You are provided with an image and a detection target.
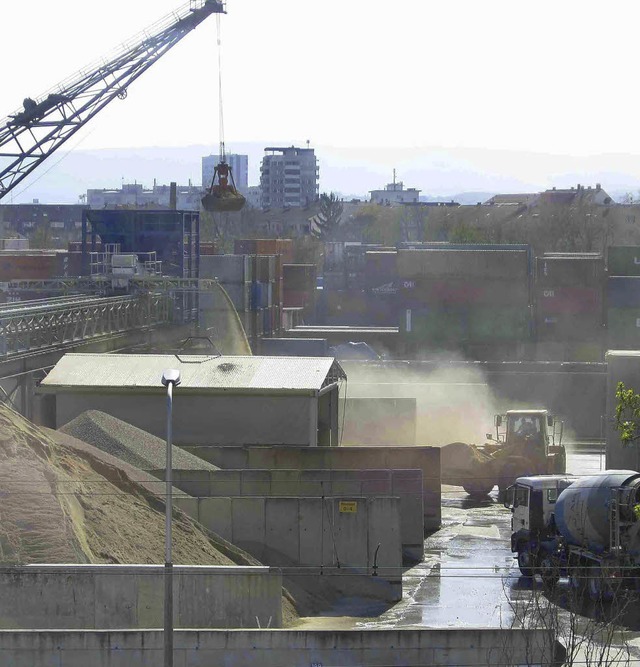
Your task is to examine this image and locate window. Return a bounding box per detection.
[515,487,529,507]
[546,488,558,503]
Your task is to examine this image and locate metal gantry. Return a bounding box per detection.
[0,293,171,358]
[0,0,225,201]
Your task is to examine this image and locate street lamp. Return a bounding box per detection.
[161,368,181,667]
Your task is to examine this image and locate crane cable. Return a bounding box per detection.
[216,13,225,162]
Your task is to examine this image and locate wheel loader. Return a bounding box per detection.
[441,410,566,498]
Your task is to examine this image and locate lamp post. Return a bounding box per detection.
[161,369,181,667]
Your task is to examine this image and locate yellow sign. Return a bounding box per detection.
[339,501,358,513]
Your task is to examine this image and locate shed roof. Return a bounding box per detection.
[40,354,346,395]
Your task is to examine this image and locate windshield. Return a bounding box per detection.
[508,414,542,438]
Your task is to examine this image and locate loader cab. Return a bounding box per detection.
[505,475,575,535]
[495,410,563,454]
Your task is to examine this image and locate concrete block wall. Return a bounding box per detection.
[0,628,560,666]
[175,496,403,594]
[161,468,424,560]
[181,445,441,529]
[0,565,282,630]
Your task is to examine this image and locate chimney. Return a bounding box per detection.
[169,182,177,210]
[596,183,601,191]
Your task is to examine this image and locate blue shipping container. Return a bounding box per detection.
[607,277,640,309]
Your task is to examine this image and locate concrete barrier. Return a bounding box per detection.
[181,445,441,530]
[157,468,424,561]
[175,496,403,601]
[0,628,560,666]
[0,565,282,630]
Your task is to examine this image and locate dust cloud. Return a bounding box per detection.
[342,358,507,446]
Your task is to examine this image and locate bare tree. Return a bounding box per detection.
[501,569,631,666]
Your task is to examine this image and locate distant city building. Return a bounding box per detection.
[484,184,612,208]
[202,154,249,191]
[370,175,420,205]
[0,204,85,234]
[87,182,202,211]
[260,146,319,209]
[245,185,262,208]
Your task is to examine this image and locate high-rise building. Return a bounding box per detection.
[260,146,319,209]
[202,154,249,192]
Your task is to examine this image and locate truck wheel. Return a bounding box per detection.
[463,481,494,497]
[539,556,559,588]
[517,549,536,577]
[587,568,616,602]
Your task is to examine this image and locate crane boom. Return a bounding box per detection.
[0,0,225,201]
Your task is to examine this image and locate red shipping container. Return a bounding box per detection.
[537,287,602,315]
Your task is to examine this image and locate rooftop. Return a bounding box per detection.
[40,354,346,395]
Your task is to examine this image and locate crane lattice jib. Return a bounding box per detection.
[0,0,225,201]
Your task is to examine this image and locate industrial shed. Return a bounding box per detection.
[39,354,345,447]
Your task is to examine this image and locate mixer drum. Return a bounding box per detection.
[555,470,640,553]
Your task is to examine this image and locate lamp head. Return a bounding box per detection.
[161,368,181,387]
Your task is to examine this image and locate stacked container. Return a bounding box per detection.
[234,238,294,263]
[398,248,531,347]
[283,264,316,321]
[365,251,399,326]
[607,247,640,348]
[535,254,604,348]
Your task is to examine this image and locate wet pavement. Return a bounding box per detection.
[358,444,607,629]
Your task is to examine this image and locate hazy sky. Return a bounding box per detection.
[3,0,640,197]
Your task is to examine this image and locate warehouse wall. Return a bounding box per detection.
[175,496,403,600]
[54,392,322,446]
[182,445,441,530]
[0,628,560,666]
[0,565,282,630]
[163,468,423,561]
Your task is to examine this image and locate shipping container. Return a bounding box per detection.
[536,286,603,315]
[283,264,316,291]
[607,246,640,276]
[536,255,604,287]
[607,277,640,309]
[199,241,217,256]
[607,308,640,345]
[403,306,467,344]
[397,249,529,281]
[199,254,252,283]
[324,270,347,291]
[467,307,530,342]
[254,255,277,283]
[536,312,603,342]
[234,239,294,263]
[0,239,29,251]
[251,282,272,309]
[0,251,61,281]
[365,251,397,291]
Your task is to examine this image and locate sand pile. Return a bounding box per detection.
[60,410,217,471]
[0,403,240,566]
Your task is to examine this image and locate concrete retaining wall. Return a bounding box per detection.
[0,628,559,666]
[175,496,403,600]
[0,565,282,630]
[156,468,424,561]
[182,445,441,530]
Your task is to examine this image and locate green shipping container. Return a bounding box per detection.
[607,308,640,345]
[406,309,467,344]
[607,247,640,276]
[468,307,530,342]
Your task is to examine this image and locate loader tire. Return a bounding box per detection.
[463,480,494,497]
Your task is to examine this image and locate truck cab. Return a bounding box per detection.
[505,475,575,576]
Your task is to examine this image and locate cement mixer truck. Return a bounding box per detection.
[506,471,640,601]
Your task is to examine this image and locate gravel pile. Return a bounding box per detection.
[59,410,217,471]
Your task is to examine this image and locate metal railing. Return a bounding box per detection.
[0,293,171,358]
